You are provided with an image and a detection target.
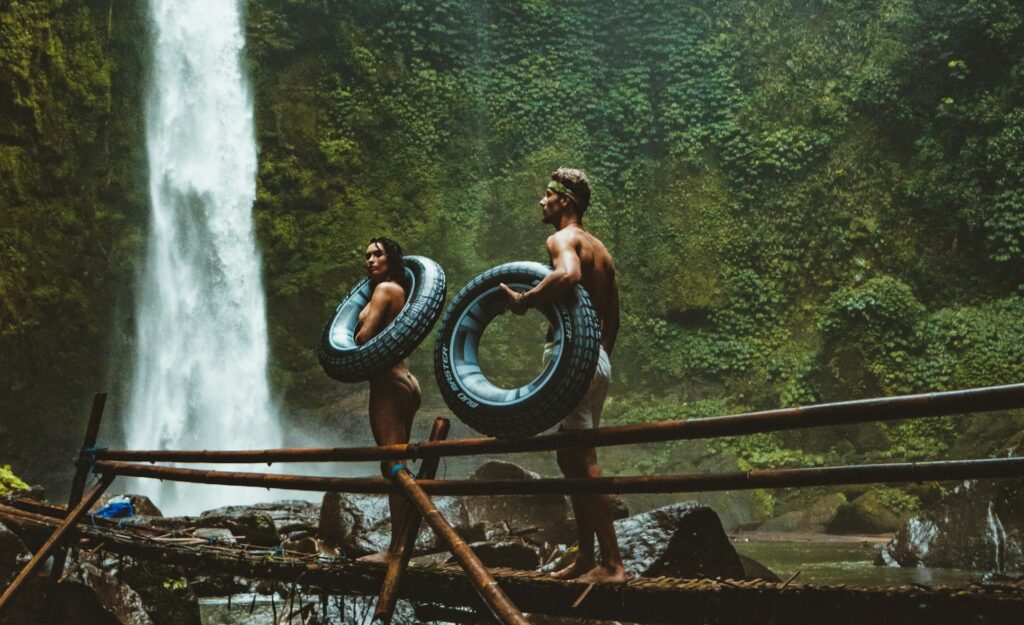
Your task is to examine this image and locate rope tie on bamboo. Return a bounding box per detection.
[389,464,409,479]
[77,446,107,475]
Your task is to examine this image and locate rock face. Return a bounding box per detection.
[614,502,746,579]
[461,460,575,545]
[878,480,1024,572]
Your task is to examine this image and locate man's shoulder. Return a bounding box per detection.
[547,227,587,248]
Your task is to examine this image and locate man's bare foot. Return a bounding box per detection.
[549,559,595,580]
[356,551,394,564]
[575,564,629,584]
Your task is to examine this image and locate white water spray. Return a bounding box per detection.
[126,0,281,514]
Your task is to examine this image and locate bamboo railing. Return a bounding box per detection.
[5,382,1024,623]
[92,382,1024,463]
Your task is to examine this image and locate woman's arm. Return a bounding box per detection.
[355,282,405,345]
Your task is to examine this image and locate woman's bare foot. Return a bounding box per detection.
[576,564,629,584]
[357,550,395,565]
[549,558,595,580]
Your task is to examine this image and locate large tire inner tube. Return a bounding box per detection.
[434,261,600,439]
[317,255,446,382]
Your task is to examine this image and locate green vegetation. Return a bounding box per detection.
[2,1,1024,499]
[0,465,29,495]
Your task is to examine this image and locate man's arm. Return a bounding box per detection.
[355,282,403,344]
[501,232,581,314]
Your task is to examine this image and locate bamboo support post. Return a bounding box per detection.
[94,456,1024,496]
[0,474,115,615]
[94,382,1024,464]
[390,467,529,625]
[374,417,451,624]
[51,393,107,581]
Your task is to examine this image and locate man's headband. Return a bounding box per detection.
[547,180,578,205]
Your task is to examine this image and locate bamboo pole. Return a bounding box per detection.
[51,393,107,580]
[0,474,115,615]
[374,418,451,624]
[94,382,1024,464]
[94,456,1024,496]
[389,466,529,625]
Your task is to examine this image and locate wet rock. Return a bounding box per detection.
[200,500,319,537]
[827,490,902,534]
[198,508,278,546]
[445,539,543,570]
[737,554,781,582]
[328,493,476,557]
[192,527,236,544]
[608,495,630,520]
[281,535,319,555]
[128,495,163,517]
[66,562,154,625]
[615,502,746,579]
[461,460,575,545]
[0,485,45,504]
[116,561,202,625]
[878,480,1024,572]
[755,510,803,533]
[0,520,31,583]
[319,491,344,546]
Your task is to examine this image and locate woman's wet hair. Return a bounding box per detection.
[369,237,406,284]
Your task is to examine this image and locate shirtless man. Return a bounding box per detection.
[500,168,627,584]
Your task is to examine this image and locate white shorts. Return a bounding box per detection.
[543,342,611,430]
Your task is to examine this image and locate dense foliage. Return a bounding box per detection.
[2,0,1024,501]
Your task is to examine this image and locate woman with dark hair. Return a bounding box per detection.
[354,237,421,563]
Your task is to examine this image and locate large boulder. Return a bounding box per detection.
[878,480,1024,572]
[616,502,746,579]
[318,492,477,557]
[197,500,319,546]
[827,490,903,535]
[543,502,748,580]
[461,461,575,545]
[758,493,847,534]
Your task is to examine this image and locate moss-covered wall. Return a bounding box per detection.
[0,0,147,490]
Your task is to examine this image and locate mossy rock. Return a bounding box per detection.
[758,493,846,533]
[827,490,903,534]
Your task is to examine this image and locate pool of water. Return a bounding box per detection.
[731,536,985,586]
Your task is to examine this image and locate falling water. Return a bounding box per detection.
[126,0,281,514]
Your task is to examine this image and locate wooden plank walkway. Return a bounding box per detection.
[2,501,1022,625]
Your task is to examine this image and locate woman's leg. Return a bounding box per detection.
[361,371,420,562]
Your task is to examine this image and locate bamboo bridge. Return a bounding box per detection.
[3,384,1024,624]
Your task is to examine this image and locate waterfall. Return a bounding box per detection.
[126,0,281,514]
